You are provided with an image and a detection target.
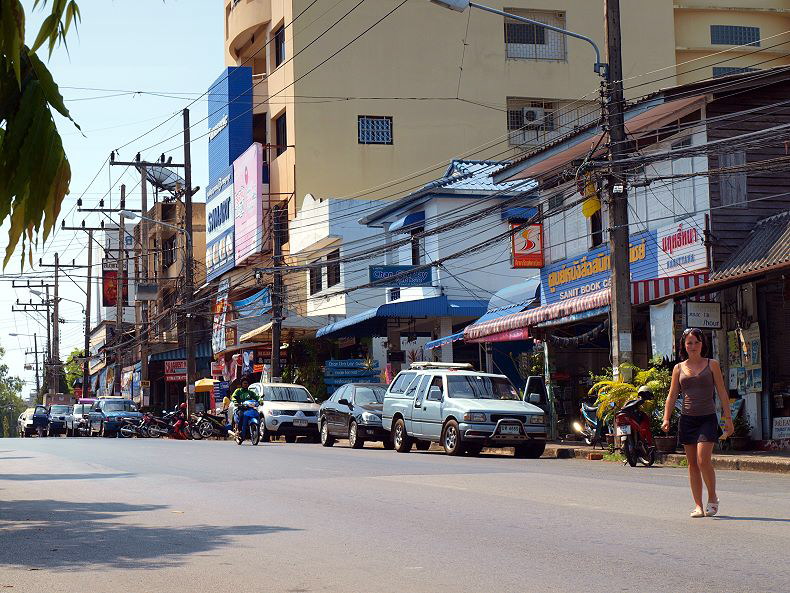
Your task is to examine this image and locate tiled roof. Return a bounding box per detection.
[426,160,527,193]
[711,210,790,281]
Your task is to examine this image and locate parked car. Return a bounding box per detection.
[89,398,142,437]
[18,406,50,437]
[248,383,320,442]
[382,362,548,458]
[66,403,93,437]
[47,404,71,436]
[319,383,392,449]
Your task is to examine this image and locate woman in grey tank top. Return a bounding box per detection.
[662,328,733,518]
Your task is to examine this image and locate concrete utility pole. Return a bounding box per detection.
[183,108,196,412]
[604,0,633,375]
[270,207,283,382]
[115,185,126,396]
[139,165,149,401]
[51,255,60,398]
[33,333,41,396]
[83,231,92,398]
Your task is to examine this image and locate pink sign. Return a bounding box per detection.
[233,143,263,264]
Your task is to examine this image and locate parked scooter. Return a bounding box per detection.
[193,410,231,440]
[572,397,608,448]
[615,385,656,467]
[235,400,261,446]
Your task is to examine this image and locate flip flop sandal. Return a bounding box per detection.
[706,499,719,517]
[690,507,706,518]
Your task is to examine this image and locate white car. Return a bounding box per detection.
[248,383,320,443]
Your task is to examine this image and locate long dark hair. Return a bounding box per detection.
[679,328,708,361]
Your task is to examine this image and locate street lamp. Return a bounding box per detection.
[429,1,606,75]
[30,290,86,314]
[119,210,191,242]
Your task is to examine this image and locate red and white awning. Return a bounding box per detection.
[464,272,711,342]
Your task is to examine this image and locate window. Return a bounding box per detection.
[410,227,423,265]
[504,10,566,61]
[710,25,760,47]
[713,66,758,78]
[413,375,432,407]
[275,112,287,156]
[389,372,416,394]
[309,261,323,295]
[507,97,598,148]
[253,112,267,146]
[548,193,564,211]
[671,137,696,220]
[719,151,747,208]
[426,376,444,401]
[162,235,176,269]
[590,209,603,248]
[273,25,285,67]
[389,287,401,301]
[358,116,393,145]
[326,249,340,288]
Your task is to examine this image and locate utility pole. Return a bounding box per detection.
[115,185,126,396]
[270,208,283,382]
[83,231,93,398]
[183,108,196,412]
[604,0,632,376]
[33,333,41,396]
[51,255,60,399]
[139,164,150,403]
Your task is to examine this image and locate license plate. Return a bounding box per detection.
[499,424,520,435]
[617,425,631,435]
[293,419,308,427]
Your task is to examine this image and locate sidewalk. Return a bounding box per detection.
[540,443,790,474]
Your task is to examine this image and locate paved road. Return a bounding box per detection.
[1,437,788,593]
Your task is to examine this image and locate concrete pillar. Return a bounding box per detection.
[387,325,402,374]
[485,343,493,373]
[438,316,453,363]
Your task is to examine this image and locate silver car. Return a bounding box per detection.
[382,363,547,458]
[249,383,320,443]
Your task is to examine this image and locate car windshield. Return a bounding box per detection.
[355,386,385,404]
[73,405,88,414]
[262,386,314,403]
[34,406,48,415]
[102,401,138,412]
[446,375,521,400]
[50,406,70,414]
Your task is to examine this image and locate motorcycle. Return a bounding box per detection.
[615,385,656,467]
[147,405,191,440]
[118,416,148,438]
[193,410,231,440]
[572,397,609,448]
[235,400,261,446]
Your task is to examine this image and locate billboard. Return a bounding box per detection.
[207,67,253,185]
[368,265,433,287]
[656,214,707,278]
[233,142,264,264]
[164,360,187,382]
[205,168,235,281]
[511,223,544,269]
[102,258,128,307]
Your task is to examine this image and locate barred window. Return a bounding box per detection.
[326,249,340,288]
[713,66,758,78]
[358,116,393,145]
[710,25,760,47]
[309,262,323,295]
[548,194,564,210]
[506,97,598,149]
[504,10,566,61]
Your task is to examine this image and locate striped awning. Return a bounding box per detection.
[464,272,711,342]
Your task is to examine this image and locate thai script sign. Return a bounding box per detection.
[511,224,544,269]
[368,265,433,287]
[656,214,707,278]
[164,360,187,382]
[773,417,790,440]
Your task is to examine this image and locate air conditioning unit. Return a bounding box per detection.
[522,107,546,129]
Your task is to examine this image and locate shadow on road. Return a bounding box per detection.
[714,515,790,523]
[0,473,135,481]
[0,500,299,570]
[0,456,33,460]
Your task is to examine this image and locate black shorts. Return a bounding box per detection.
[679,413,720,445]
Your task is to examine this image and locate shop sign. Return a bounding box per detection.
[511,223,544,269]
[211,361,224,379]
[205,168,235,281]
[212,279,231,354]
[207,66,252,185]
[686,301,721,329]
[164,360,187,382]
[656,214,707,278]
[233,142,264,264]
[772,417,790,440]
[540,230,655,305]
[368,265,433,287]
[325,359,380,369]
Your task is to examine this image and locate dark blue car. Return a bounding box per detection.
[89,399,142,437]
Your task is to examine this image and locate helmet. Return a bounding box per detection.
[637,385,653,400]
[179,402,188,410]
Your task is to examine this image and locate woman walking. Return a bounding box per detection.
[662,328,734,518]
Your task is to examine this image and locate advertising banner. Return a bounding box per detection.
[207,67,253,185]
[205,168,235,281]
[656,214,707,278]
[164,360,187,382]
[102,258,128,307]
[233,142,264,264]
[368,265,433,287]
[211,361,224,379]
[242,350,255,375]
[511,223,544,269]
[212,279,231,355]
[232,287,271,319]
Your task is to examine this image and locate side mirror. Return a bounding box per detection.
[528,392,542,404]
[338,398,349,406]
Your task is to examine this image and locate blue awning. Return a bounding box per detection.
[317,296,487,339]
[232,287,272,319]
[471,278,541,326]
[425,331,465,350]
[149,342,213,362]
[389,211,425,233]
[501,206,538,221]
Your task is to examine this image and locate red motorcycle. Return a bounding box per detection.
[614,386,656,467]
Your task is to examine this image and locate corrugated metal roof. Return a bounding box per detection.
[711,210,790,281]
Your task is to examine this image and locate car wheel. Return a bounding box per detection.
[415,440,431,451]
[349,421,365,449]
[393,418,412,453]
[514,441,546,459]
[320,421,335,447]
[382,436,395,450]
[441,420,464,456]
[284,435,297,444]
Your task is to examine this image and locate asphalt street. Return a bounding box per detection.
[1,437,788,593]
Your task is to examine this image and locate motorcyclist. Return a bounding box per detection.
[231,378,260,439]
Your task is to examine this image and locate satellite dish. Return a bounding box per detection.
[137,164,185,193]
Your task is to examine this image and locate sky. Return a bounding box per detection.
[1,0,225,398]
